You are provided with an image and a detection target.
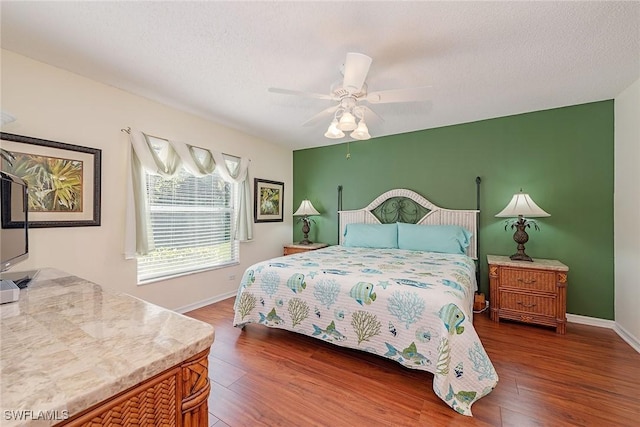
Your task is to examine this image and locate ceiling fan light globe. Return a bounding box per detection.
[324,120,345,139]
[351,131,371,140]
[337,111,357,131]
[351,120,371,140]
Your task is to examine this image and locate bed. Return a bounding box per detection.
[233,188,498,416]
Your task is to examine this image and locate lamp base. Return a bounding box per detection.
[509,252,533,262]
[300,218,312,245]
[511,220,533,261]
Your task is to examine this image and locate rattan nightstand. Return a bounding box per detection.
[487,255,569,334]
[283,242,328,256]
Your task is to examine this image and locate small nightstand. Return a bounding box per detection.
[487,255,569,334]
[283,242,328,256]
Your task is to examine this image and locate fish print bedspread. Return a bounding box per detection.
[232,246,498,416]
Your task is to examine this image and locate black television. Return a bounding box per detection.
[0,170,29,272]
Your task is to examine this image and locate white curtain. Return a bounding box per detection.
[124,130,252,259]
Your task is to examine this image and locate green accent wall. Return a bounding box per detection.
[293,101,614,320]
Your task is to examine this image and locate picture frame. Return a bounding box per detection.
[0,132,101,228]
[254,178,284,223]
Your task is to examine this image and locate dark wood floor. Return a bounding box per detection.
[186,298,640,427]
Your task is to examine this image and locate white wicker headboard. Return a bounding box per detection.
[338,188,479,259]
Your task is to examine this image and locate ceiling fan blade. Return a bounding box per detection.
[301,105,339,127]
[268,87,333,100]
[365,85,432,104]
[343,53,372,94]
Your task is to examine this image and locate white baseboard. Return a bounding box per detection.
[567,313,640,353]
[614,323,640,353]
[174,291,236,314]
[566,313,615,328]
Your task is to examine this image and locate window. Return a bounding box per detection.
[137,138,239,283]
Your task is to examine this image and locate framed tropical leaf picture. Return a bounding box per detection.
[254,178,284,223]
[0,132,101,228]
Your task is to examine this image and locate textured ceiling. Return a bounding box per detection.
[1,1,639,150]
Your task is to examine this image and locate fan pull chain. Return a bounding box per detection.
[346,141,351,159]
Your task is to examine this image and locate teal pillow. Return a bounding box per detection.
[343,223,398,248]
[397,223,472,255]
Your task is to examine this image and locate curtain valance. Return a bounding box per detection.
[125,130,252,259]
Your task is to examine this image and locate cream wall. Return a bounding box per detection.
[614,76,640,349]
[0,50,293,310]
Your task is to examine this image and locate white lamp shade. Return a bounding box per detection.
[293,199,320,216]
[324,119,345,139]
[337,111,357,131]
[351,120,371,140]
[495,191,550,218]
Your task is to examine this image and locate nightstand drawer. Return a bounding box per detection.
[488,255,568,334]
[283,243,328,256]
[284,246,310,256]
[499,291,556,316]
[499,267,555,292]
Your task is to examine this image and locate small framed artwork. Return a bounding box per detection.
[0,132,101,228]
[254,178,284,223]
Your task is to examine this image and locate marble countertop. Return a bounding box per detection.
[486,255,569,271]
[285,242,329,249]
[0,268,215,426]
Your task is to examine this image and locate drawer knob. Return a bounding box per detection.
[517,302,537,308]
[517,278,537,284]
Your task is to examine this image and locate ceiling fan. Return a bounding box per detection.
[268,52,432,140]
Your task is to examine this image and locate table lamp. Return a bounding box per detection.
[495,190,550,261]
[293,199,320,245]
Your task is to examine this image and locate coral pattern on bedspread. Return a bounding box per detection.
[232,246,498,416]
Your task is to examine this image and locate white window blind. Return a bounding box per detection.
[137,146,239,283]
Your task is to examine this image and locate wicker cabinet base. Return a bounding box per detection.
[487,255,569,334]
[61,349,210,427]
